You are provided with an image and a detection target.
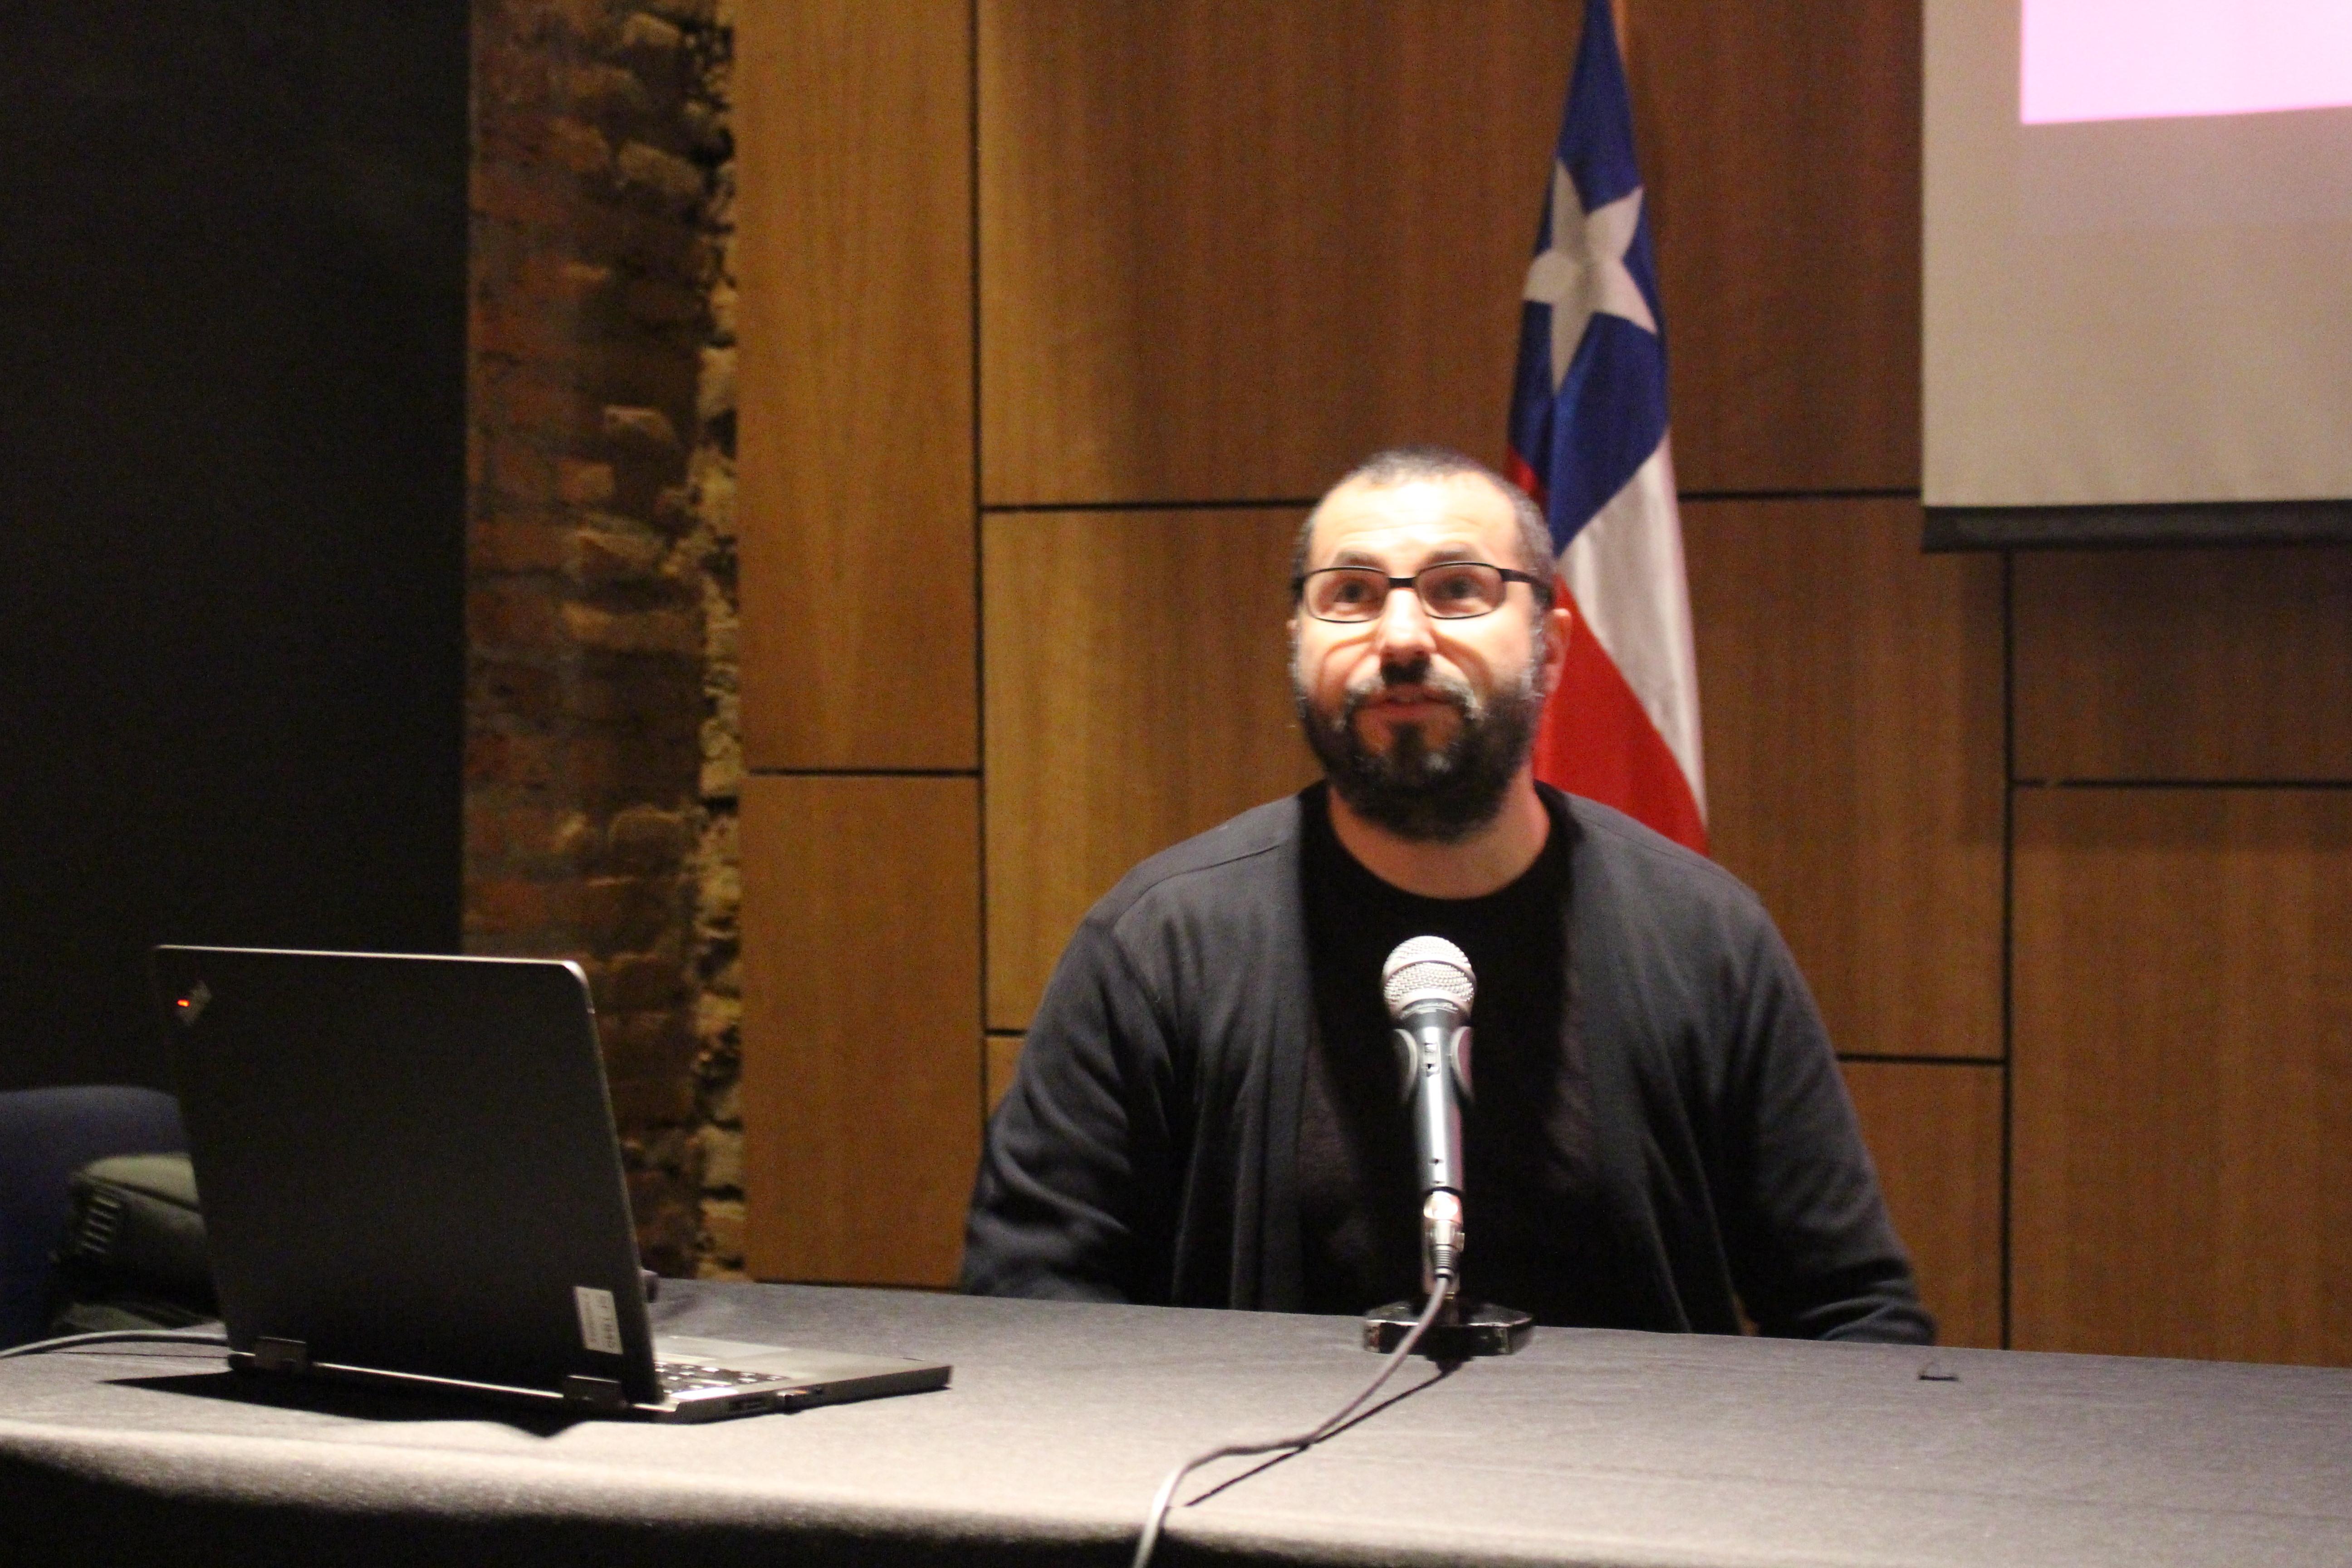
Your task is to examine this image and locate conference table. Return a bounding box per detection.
[3,1280,2347,1566]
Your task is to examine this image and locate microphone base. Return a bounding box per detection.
[1362,1299,1532,1359]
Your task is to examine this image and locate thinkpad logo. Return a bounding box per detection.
[174,980,212,1027]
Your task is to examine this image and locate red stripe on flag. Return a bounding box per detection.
[1534,604,1707,855]
[1506,452,1546,506]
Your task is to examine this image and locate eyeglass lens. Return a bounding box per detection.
[1303,564,1509,621]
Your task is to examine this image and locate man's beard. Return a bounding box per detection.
[1293,651,1545,844]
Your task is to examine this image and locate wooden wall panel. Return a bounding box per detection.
[983,509,1318,1029]
[2014,547,2352,783]
[741,776,982,1285]
[735,0,976,769]
[1625,0,1921,493]
[977,0,1577,505]
[1842,1062,2004,1350]
[2011,789,2352,1365]
[1685,498,2004,1060]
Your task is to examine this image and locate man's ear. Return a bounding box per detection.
[1539,599,1573,696]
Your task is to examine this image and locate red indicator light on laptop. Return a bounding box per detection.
[174,981,212,1026]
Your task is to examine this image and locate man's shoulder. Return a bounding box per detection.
[1085,792,1306,935]
[1550,788,1770,931]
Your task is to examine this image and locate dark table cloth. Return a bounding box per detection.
[2,1280,2347,1567]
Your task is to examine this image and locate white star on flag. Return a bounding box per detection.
[1522,160,1657,391]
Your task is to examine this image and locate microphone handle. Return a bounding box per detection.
[1398,1005,1465,1198]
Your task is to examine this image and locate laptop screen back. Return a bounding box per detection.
[153,947,662,1401]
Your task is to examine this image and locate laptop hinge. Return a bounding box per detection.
[560,1374,629,1411]
[252,1336,311,1372]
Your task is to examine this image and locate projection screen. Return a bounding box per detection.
[1923,0,2352,546]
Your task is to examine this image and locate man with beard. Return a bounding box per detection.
[961,447,1929,1343]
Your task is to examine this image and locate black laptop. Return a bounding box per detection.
[151,945,950,1421]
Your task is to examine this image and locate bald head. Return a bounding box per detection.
[1293,446,1556,593]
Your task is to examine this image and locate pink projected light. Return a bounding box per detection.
[2022,0,2352,125]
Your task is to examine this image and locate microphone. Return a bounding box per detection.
[1360,938,1529,1358]
[1382,936,1475,1294]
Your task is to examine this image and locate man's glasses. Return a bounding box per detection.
[1292,562,1550,623]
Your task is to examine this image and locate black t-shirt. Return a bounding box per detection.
[1297,789,1608,1322]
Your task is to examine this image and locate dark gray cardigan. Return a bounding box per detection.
[962,785,1931,1342]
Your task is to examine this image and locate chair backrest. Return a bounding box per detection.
[0,1085,185,1346]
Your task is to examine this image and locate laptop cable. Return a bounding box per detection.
[0,1327,230,1360]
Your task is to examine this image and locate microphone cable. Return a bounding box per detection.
[1130,1273,1456,1568]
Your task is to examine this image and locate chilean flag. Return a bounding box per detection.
[1508,0,1707,854]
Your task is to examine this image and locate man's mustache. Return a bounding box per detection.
[1339,660,1482,725]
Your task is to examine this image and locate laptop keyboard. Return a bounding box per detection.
[658,1358,779,1394]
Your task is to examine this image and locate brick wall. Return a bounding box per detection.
[466,0,741,1276]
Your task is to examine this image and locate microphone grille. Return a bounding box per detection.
[1382,936,1474,1020]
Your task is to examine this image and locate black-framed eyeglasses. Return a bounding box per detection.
[1291,562,1552,623]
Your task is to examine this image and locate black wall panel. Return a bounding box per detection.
[0,0,469,1088]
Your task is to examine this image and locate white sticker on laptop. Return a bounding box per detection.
[574,1285,623,1355]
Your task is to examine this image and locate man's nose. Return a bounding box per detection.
[1369,579,1438,661]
